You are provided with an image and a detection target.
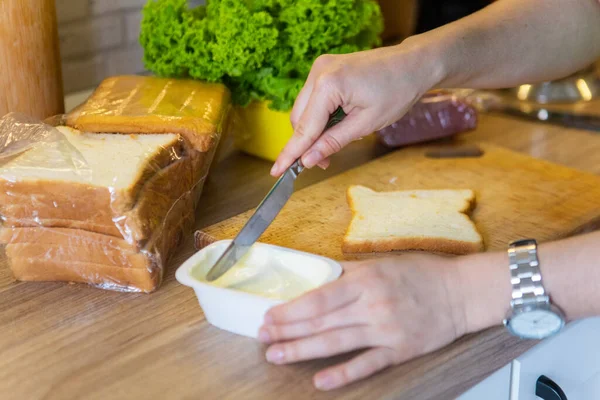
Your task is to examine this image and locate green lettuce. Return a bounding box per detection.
[140,0,383,111]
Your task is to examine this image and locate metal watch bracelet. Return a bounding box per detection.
[508,239,549,308]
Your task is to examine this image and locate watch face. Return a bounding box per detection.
[507,309,564,339]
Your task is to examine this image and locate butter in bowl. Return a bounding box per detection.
[175,240,343,338]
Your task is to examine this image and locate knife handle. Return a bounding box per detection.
[289,159,304,177]
[290,106,347,176]
[325,106,346,130]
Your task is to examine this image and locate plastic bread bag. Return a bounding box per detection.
[0,76,231,293]
[0,113,91,178]
[377,89,482,148]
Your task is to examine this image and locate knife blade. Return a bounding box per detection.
[492,105,600,132]
[205,106,346,282]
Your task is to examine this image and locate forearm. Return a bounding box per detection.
[456,231,600,334]
[408,0,600,90]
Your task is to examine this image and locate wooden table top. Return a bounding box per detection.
[1,98,600,400]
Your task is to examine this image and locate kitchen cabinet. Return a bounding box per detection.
[378,0,418,43]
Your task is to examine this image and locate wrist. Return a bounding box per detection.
[454,251,512,334]
[405,23,479,90]
[393,34,449,94]
[537,233,599,322]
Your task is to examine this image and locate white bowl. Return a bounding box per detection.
[175,240,343,338]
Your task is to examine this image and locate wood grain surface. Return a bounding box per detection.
[0,0,64,119]
[198,142,600,259]
[1,100,600,400]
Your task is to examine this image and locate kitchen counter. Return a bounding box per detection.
[1,98,600,399]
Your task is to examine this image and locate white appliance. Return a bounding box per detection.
[459,317,600,400]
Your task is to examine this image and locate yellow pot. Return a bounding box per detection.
[233,101,293,162]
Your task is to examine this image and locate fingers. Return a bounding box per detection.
[339,260,367,275]
[265,326,371,365]
[316,158,330,170]
[271,86,339,176]
[313,348,397,391]
[289,83,312,130]
[300,112,372,169]
[290,55,333,130]
[264,278,361,325]
[259,262,366,343]
[258,305,362,344]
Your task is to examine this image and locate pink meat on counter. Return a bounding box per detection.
[377,91,478,148]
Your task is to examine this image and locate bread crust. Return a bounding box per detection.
[0,226,138,248]
[342,236,484,255]
[8,258,159,293]
[5,243,148,269]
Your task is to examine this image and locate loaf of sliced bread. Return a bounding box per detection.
[343,185,483,255]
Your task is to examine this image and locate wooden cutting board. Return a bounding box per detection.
[196,142,600,259]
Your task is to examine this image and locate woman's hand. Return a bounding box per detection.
[257,231,600,390]
[258,254,472,391]
[270,41,445,176]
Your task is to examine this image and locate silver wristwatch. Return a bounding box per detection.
[503,239,565,340]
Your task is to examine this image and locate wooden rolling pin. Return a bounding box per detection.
[0,0,64,119]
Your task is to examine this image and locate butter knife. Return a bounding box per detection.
[205,106,346,282]
[492,105,600,132]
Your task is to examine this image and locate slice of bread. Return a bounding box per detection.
[0,126,182,210]
[0,126,192,241]
[0,149,203,242]
[343,185,483,255]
